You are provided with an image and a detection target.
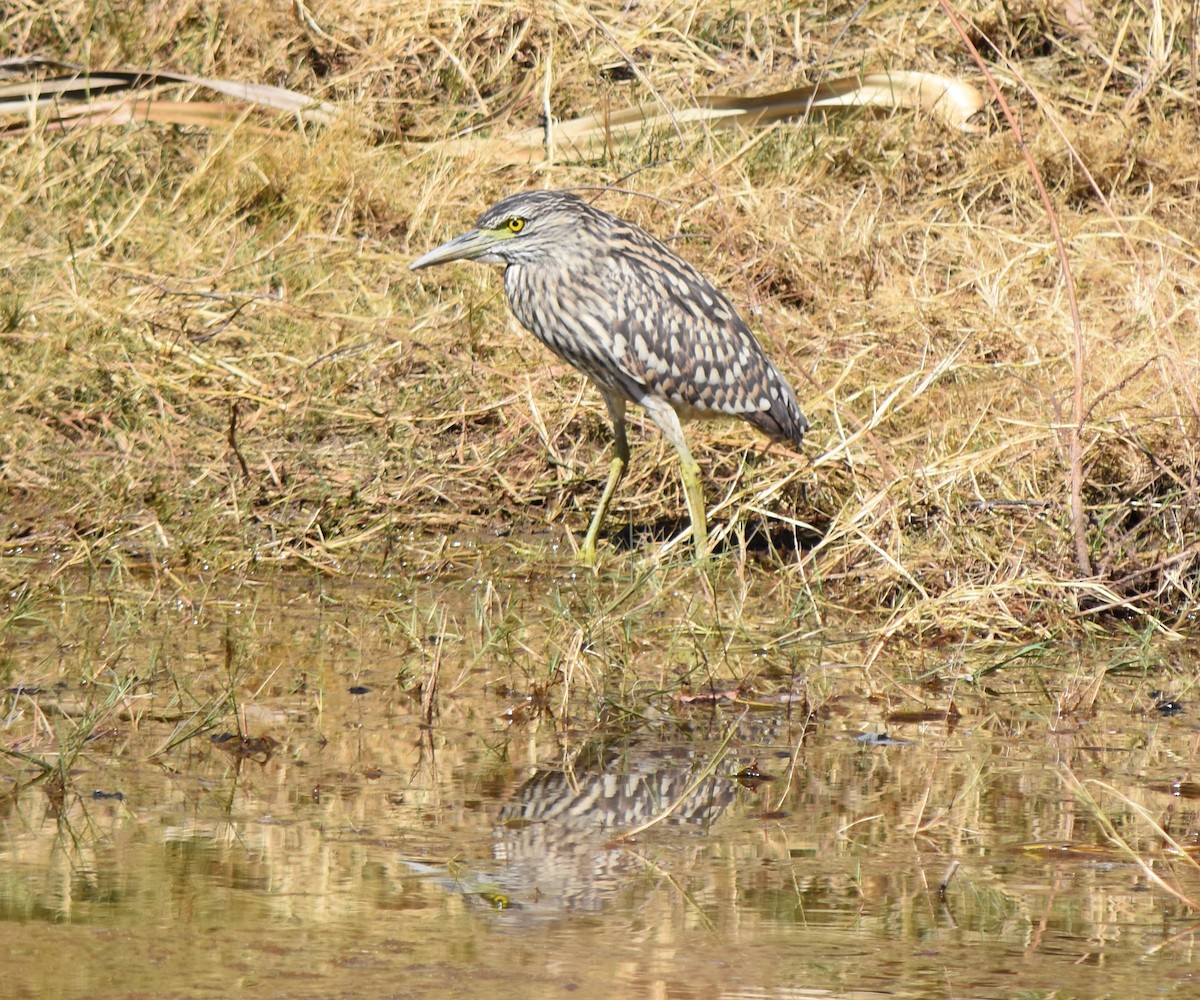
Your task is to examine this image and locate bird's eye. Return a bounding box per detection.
[506,217,525,233]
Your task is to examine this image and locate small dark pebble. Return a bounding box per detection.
[597,62,635,82]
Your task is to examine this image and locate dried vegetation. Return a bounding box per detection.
[1,1,1198,642]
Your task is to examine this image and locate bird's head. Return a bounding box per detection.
[409,190,589,271]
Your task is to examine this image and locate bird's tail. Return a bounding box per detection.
[752,368,808,449]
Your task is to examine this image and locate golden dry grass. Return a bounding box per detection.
[1,1,1198,641]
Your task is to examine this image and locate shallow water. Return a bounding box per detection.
[1,570,1198,999]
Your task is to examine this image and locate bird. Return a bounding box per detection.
[409,189,808,564]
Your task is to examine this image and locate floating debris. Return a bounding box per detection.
[855,733,913,747]
[209,733,278,759]
[736,759,775,789]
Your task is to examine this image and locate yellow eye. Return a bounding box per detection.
[506,217,525,233]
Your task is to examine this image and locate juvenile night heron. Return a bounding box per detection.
[409,190,808,564]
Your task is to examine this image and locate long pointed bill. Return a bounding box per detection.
[409,228,497,271]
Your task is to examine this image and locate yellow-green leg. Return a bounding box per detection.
[675,441,708,557]
[579,394,629,567]
[643,397,709,560]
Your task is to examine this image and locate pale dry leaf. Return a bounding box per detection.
[436,70,986,164]
[0,59,343,133]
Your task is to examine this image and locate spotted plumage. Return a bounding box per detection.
[410,189,808,563]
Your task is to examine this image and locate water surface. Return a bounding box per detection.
[2,570,1197,999]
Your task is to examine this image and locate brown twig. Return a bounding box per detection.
[228,399,251,482]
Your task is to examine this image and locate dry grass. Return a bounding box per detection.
[1,1,1198,642]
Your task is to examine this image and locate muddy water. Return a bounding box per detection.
[1,571,1198,999]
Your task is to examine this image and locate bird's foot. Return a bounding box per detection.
[576,540,600,569]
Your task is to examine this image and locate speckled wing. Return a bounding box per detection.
[599,226,809,448]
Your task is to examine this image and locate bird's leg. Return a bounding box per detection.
[675,439,708,557]
[579,394,628,567]
[642,398,709,559]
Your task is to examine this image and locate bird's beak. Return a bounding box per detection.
[408,228,495,271]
